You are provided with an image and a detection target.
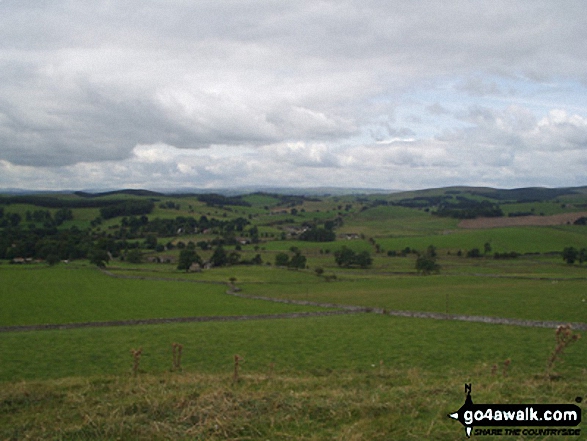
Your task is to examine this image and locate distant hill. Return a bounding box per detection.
[74,189,164,198]
[2,184,586,199]
[389,185,587,202]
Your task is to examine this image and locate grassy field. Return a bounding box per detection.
[244,276,587,323]
[1,188,587,439]
[0,314,584,439]
[2,368,581,440]
[0,264,325,326]
[375,225,587,254]
[1,314,583,381]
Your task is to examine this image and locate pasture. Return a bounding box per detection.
[1,187,586,439]
[0,264,324,327]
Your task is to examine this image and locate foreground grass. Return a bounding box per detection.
[0,368,584,440]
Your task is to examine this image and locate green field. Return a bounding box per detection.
[376,225,587,254]
[0,265,325,326]
[1,187,587,439]
[1,314,583,381]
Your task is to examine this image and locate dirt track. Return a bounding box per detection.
[458,211,587,229]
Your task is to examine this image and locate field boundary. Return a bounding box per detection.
[458,211,587,228]
[0,310,354,333]
[226,290,587,331]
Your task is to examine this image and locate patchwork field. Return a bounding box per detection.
[459,211,587,229]
[1,187,586,439]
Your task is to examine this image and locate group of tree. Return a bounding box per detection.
[275,247,307,269]
[434,198,503,219]
[298,227,336,242]
[562,247,587,265]
[334,246,372,268]
[113,215,250,240]
[415,245,440,275]
[99,200,155,220]
[298,219,341,242]
[0,225,92,261]
[177,244,263,272]
[159,201,181,210]
[0,207,73,229]
[493,251,519,259]
[196,194,251,208]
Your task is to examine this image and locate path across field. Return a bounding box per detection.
[225,290,587,331]
[1,269,585,332]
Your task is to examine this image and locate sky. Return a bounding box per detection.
[1,1,587,192]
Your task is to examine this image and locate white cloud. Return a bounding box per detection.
[0,1,586,189]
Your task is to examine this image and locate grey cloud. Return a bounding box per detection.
[0,1,586,189]
[426,103,450,116]
[457,77,503,97]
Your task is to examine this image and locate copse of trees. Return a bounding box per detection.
[112,215,250,240]
[177,249,202,272]
[99,200,155,220]
[415,245,440,275]
[299,227,336,242]
[562,247,586,265]
[493,251,519,259]
[196,194,251,208]
[434,198,503,219]
[334,246,372,268]
[274,247,307,269]
[298,218,341,242]
[88,249,110,268]
[0,226,91,261]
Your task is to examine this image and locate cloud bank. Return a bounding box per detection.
[0,1,586,190]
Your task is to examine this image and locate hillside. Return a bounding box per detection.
[1,185,586,439]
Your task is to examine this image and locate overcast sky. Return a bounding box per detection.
[1,1,586,191]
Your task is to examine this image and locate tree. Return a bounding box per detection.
[177,249,202,272]
[466,248,481,258]
[334,246,372,268]
[89,249,110,268]
[354,251,373,268]
[249,226,259,244]
[46,254,60,266]
[334,246,356,267]
[415,255,440,275]
[275,252,290,267]
[210,246,228,267]
[484,242,492,254]
[562,247,578,264]
[126,248,142,264]
[227,251,241,265]
[144,234,157,249]
[289,252,307,269]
